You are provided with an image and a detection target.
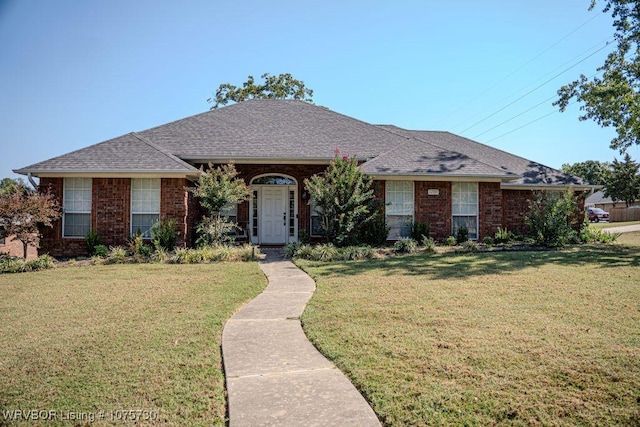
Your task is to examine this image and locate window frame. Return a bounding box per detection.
[130,178,161,238]
[62,177,92,238]
[309,200,324,237]
[385,180,415,240]
[451,182,479,240]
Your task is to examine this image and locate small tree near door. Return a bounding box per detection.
[190,164,250,245]
[304,150,378,246]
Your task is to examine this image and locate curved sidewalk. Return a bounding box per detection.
[222,251,380,427]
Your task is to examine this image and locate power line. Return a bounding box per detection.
[459,41,611,134]
[432,11,604,128]
[485,100,578,143]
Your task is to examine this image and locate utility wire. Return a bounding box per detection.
[485,100,578,143]
[459,41,611,134]
[432,11,604,128]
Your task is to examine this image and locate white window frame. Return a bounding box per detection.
[385,180,414,240]
[452,182,479,240]
[221,203,243,236]
[130,178,161,238]
[62,178,92,238]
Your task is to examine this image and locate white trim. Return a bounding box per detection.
[249,173,299,245]
[501,183,593,191]
[187,157,335,165]
[385,180,415,240]
[451,182,479,240]
[130,178,161,238]
[62,177,92,238]
[27,171,196,178]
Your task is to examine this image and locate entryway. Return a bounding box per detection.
[249,174,298,245]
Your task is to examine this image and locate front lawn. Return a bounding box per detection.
[0,263,266,425]
[299,241,640,425]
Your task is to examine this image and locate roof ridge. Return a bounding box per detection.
[130,132,199,172]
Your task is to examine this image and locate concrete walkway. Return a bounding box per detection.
[222,249,380,427]
[602,223,640,234]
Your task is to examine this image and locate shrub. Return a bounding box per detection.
[305,150,377,247]
[494,227,513,244]
[455,225,469,244]
[85,230,102,256]
[526,189,580,247]
[359,214,389,246]
[106,246,127,264]
[310,244,338,261]
[411,221,430,242]
[393,237,418,253]
[444,236,457,246]
[580,226,621,243]
[150,217,177,251]
[1,254,56,274]
[93,244,108,258]
[422,236,437,253]
[482,236,494,246]
[456,240,478,253]
[196,216,236,246]
[337,245,374,260]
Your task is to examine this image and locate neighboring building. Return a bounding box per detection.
[586,190,640,222]
[15,100,589,257]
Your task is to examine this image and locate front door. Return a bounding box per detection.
[260,187,288,244]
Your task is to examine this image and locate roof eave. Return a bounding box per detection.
[368,173,519,182]
[501,183,596,191]
[13,169,199,179]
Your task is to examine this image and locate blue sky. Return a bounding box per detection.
[2,0,637,181]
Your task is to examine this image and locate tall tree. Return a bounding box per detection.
[555,1,640,152]
[603,153,640,206]
[189,164,250,245]
[0,183,60,258]
[208,73,313,109]
[304,150,377,247]
[560,160,611,185]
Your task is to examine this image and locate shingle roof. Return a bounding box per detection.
[14,132,198,175]
[378,126,588,186]
[15,99,586,187]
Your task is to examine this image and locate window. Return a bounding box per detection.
[131,178,160,238]
[452,182,478,240]
[385,181,414,240]
[252,190,258,237]
[221,203,242,236]
[63,178,92,238]
[310,201,323,237]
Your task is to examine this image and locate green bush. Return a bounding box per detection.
[482,236,494,246]
[106,246,128,264]
[421,236,437,253]
[444,236,457,246]
[456,240,478,253]
[150,217,177,251]
[359,214,389,246]
[455,225,469,244]
[0,254,55,274]
[580,225,621,243]
[93,244,108,258]
[85,230,102,256]
[411,221,430,241]
[494,227,513,244]
[196,216,236,246]
[393,237,418,253]
[286,243,374,261]
[169,244,258,264]
[526,190,580,247]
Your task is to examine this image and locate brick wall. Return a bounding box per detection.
[161,178,190,248]
[93,178,131,246]
[479,182,503,239]
[415,181,452,240]
[502,189,531,234]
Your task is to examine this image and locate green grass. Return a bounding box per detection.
[299,239,640,425]
[0,263,266,426]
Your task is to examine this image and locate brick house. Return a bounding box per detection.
[15,99,589,257]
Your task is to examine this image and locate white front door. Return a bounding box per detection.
[260,187,288,244]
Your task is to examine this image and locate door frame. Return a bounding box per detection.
[249,174,298,245]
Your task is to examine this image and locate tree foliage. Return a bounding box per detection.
[555,0,640,152]
[603,153,640,206]
[526,189,581,248]
[0,179,61,258]
[304,150,378,247]
[561,160,611,185]
[189,164,250,245]
[208,73,314,110]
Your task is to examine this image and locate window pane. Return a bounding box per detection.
[452,216,478,240]
[64,213,91,237]
[311,216,324,237]
[131,214,159,238]
[387,215,412,240]
[385,181,414,215]
[131,179,161,218]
